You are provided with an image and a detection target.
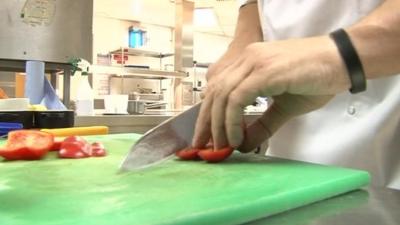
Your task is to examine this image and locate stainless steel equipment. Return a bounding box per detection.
[129,92,163,101]
[127,100,167,115]
[0,0,93,106]
[173,0,194,109]
[0,0,93,63]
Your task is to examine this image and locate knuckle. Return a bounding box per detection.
[228,88,256,109]
[211,81,227,98]
[227,90,244,109]
[205,63,221,81]
[227,91,239,106]
[253,60,265,71]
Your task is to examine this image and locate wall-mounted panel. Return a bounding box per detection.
[0,0,93,63]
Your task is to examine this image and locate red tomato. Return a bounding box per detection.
[175,147,200,160]
[58,136,92,159]
[205,141,214,149]
[197,147,234,163]
[91,142,107,157]
[58,141,91,159]
[49,137,64,151]
[0,130,54,160]
[63,136,87,143]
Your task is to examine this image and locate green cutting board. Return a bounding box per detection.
[0,133,370,225]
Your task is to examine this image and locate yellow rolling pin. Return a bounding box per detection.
[41,126,109,137]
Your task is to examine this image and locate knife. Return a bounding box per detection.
[119,103,201,171]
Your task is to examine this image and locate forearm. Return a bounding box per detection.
[347,0,400,79]
[205,2,263,79]
[229,2,263,50]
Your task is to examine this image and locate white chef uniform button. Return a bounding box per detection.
[347,105,356,115]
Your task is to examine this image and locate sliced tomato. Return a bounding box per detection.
[91,142,107,157]
[175,147,200,160]
[58,141,91,159]
[205,141,214,149]
[49,137,64,151]
[63,136,87,144]
[0,130,54,160]
[58,136,92,159]
[197,147,234,163]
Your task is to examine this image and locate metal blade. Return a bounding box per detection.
[119,103,201,171]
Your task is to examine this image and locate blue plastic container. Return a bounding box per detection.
[129,27,146,48]
[0,122,23,136]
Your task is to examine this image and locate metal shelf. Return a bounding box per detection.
[110,47,174,58]
[91,65,187,79]
[194,62,211,68]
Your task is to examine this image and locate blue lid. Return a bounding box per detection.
[0,122,23,136]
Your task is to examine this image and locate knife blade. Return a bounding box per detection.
[119,103,201,171]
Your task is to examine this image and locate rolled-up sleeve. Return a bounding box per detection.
[237,0,257,8]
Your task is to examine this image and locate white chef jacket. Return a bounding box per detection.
[240,0,400,190]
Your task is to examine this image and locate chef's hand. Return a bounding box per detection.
[193,36,350,152]
[200,2,263,98]
[199,46,245,99]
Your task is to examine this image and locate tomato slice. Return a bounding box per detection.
[91,142,107,157]
[0,130,54,160]
[197,147,234,163]
[63,136,87,144]
[175,147,200,160]
[58,141,91,159]
[58,136,92,159]
[49,137,64,151]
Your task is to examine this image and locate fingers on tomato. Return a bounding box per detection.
[175,145,234,163]
[205,140,214,149]
[0,130,54,160]
[197,147,234,163]
[175,148,200,160]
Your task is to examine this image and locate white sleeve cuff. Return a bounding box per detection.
[237,0,257,8]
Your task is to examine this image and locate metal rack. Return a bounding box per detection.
[94,47,189,96]
[95,47,188,79]
[91,65,187,79]
[110,48,174,58]
[110,47,174,69]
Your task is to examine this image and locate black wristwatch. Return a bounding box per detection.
[329,29,366,94]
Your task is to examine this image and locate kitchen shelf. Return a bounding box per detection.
[193,61,211,68]
[110,47,174,58]
[91,65,187,79]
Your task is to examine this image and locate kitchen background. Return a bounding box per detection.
[0,0,238,113]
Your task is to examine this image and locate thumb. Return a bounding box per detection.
[238,103,293,153]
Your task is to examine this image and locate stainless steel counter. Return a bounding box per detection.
[75,113,262,134]
[247,187,400,225]
[75,114,174,134]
